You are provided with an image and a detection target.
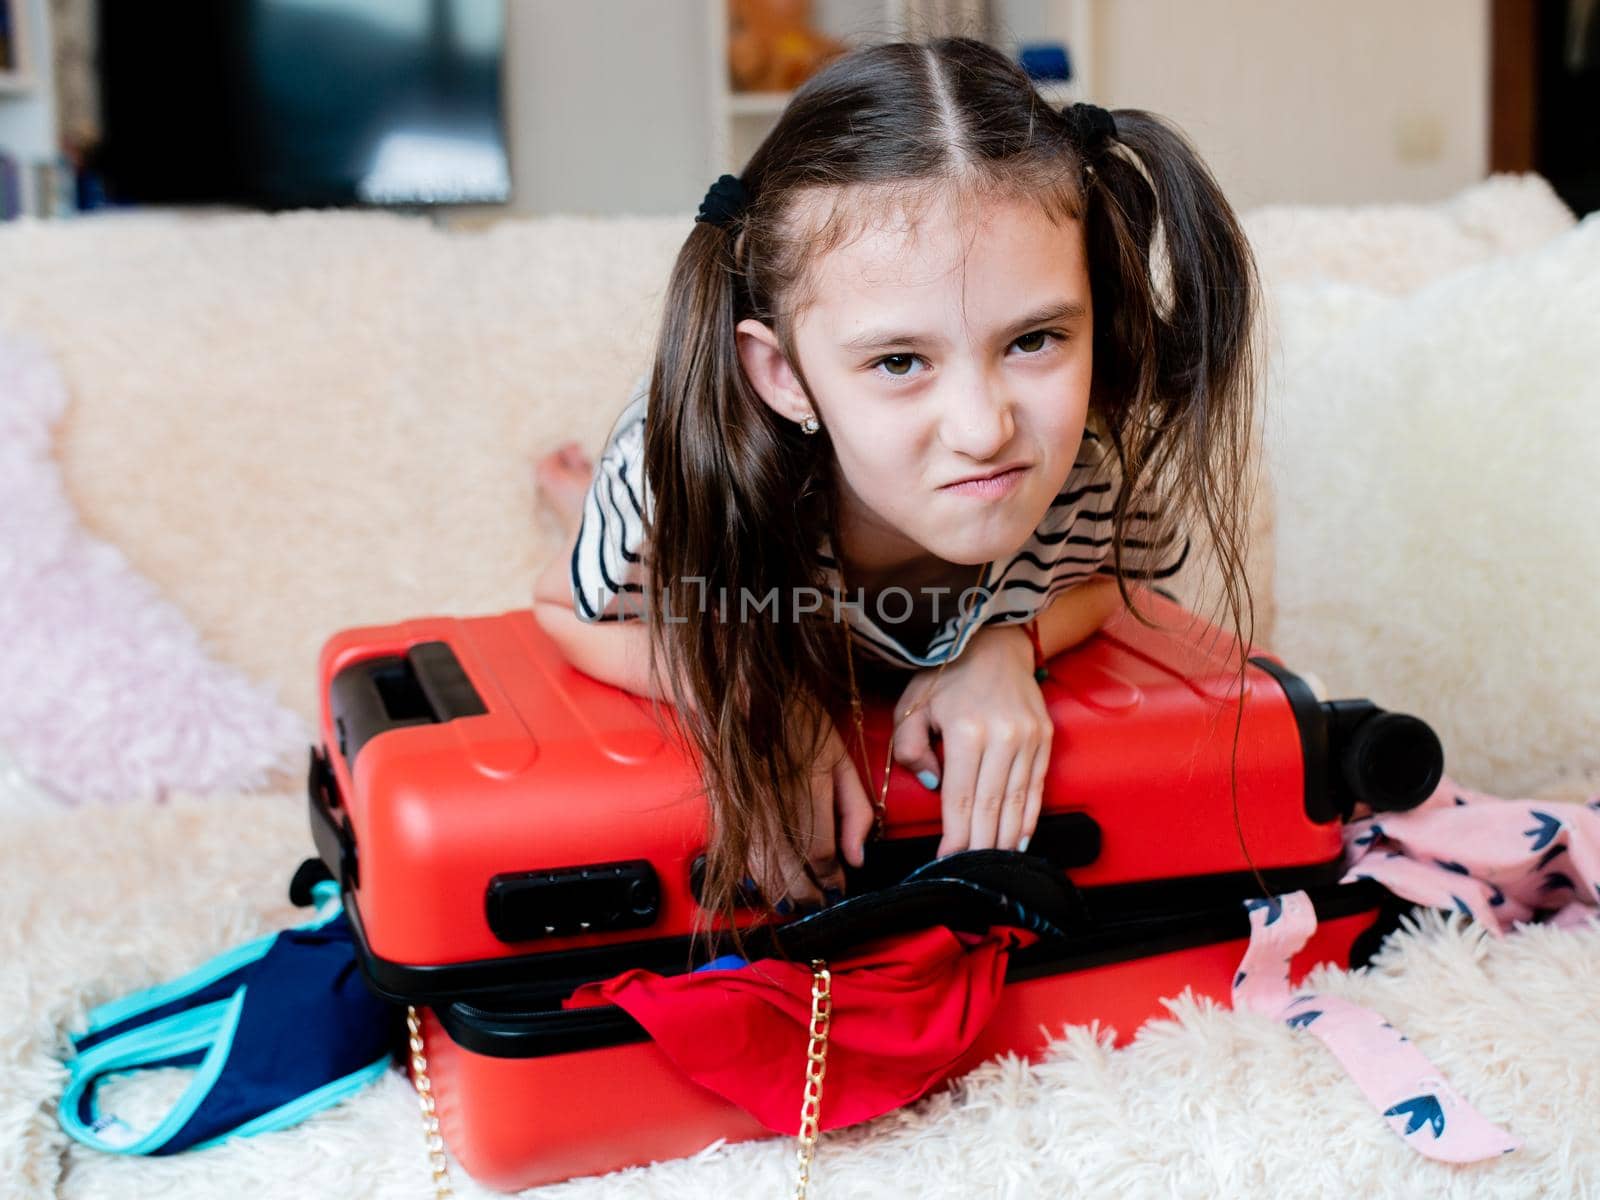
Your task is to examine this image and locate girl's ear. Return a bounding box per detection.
[736,318,814,425]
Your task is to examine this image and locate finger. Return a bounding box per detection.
[749,774,829,910]
[767,839,825,909]
[804,753,844,894]
[746,836,813,911]
[891,705,943,791]
[934,718,982,858]
[1019,735,1051,853]
[995,732,1039,851]
[966,722,1021,851]
[832,750,875,870]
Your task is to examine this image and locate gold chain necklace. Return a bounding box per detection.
[836,559,990,832]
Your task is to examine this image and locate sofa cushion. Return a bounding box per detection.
[0,210,685,720]
[1266,211,1600,797]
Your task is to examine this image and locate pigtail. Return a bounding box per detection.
[643,217,845,948]
[1075,108,1269,895]
[1079,108,1262,659]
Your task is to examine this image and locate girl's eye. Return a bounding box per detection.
[874,353,922,378]
[1013,330,1057,354]
[871,333,1061,378]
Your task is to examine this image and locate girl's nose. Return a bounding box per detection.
[939,375,1015,461]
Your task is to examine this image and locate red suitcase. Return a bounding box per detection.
[306,589,1437,1188]
[310,589,1436,986]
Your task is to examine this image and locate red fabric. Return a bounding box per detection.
[564,926,1028,1134]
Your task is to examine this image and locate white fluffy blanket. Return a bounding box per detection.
[7,790,1598,1198]
[3,174,1599,1197]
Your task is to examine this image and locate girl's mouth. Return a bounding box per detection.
[939,465,1029,499]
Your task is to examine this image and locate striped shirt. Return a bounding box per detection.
[570,376,1190,669]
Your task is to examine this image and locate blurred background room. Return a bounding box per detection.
[4,7,1600,1197]
[0,0,1595,222]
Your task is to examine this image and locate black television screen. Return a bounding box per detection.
[98,0,509,209]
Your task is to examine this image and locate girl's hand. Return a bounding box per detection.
[747,704,876,909]
[892,625,1051,858]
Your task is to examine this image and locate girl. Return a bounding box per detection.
[533,37,1259,928]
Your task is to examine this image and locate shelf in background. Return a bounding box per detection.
[0,0,38,95]
[707,0,1097,175]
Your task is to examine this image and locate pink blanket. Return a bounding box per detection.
[1234,777,1600,1162]
[0,332,305,805]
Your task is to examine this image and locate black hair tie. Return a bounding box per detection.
[695,173,751,229]
[1061,102,1118,159]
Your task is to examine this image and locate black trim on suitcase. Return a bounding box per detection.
[323,851,1356,1009]
[308,737,1352,1007]
[432,878,1413,1060]
[308,746,360,892]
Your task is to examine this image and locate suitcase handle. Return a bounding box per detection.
[328,641,487,769]
[756,850,1090,964]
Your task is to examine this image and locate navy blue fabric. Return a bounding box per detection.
[123,913,393,1154]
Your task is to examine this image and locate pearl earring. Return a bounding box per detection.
[799,414,820,435]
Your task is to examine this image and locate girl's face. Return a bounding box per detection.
[741,188,1094,573]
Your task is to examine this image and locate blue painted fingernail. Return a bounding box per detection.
[1018,835,1032,854]
[822,887,844,906]
[774,899,793,916]
[917,770,940,791]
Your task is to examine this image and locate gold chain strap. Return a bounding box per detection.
[406,1005,456,1200]
[410,977,832,1200]
[410,980,832,1200]
[794,959,833,1199]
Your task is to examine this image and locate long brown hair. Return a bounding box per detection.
[640,38,1262,936]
